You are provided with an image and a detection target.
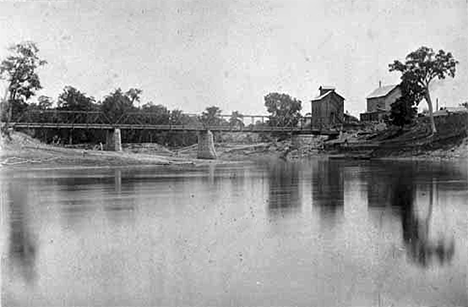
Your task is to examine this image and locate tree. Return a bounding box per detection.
[0,41,47,126]
[389,46,458,134]
[100,88,136,123]
[388,80,423,128]
[57,86,96,111]
[389,95,417,128]
[141,102,170,124]
[459,101,468,109]
[264,92,302,127]
[125,88,143,107]
[37,95,53,110]
[229,111,244,128]
[200,106,223,127]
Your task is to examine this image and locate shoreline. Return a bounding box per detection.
[1,132,466,169]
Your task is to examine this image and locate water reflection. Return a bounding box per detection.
[104,170,136,224]
[114,169,122,193]
[6,183,37,284]
[1,161,467,306]
[267,161,301,216]
[312,160,344,222]
[390,169,455,267]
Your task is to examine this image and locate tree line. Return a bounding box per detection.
[0,42,306,147]
[1,41,460,146]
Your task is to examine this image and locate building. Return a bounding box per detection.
[311,86,345,127]
[433,106,468,117]
[360,84,401,122]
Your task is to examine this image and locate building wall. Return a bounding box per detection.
[366,87,402,112]
[360,111,389,122]
[311,93,344,127]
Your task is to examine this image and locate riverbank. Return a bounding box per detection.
[0,132,226,168]
[1,126,467,168]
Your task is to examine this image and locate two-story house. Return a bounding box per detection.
[360,84,401,122]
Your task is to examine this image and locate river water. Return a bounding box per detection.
[1,159,467,307]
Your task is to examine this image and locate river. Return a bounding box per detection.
[1,159,467,307]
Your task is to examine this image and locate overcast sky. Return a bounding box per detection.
[1,0,467,116]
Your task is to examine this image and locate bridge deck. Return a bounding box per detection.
[8,122,339,135]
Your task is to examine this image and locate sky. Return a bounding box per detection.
[0,0,467,116]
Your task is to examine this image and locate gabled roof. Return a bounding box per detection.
[367,84,399,99]
[311,90,345,102]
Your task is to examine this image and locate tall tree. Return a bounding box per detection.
[0,41,47,124]
[389,46,458,134]
[264,92,302,127]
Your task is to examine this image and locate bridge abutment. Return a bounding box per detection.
[106,128,122,151]
[197,130,217,159]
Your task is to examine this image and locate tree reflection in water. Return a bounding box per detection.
[391,170,455,267]
[7,183,37,284]
[267,161,301,216]
[311,160,344,225]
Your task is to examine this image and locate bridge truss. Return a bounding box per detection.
[4,110,340,135]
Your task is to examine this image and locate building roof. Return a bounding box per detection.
[433,107,468,116]
[311,90,345,102]
[367,84,399,99]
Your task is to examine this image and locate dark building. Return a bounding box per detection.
[310,86,345,127]
[360,84,401,122]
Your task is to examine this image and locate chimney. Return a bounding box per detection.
[379,81,382,88]
[319,86,335,96]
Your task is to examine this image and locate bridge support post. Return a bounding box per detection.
[106,128,122,151]
[197,130,217,159]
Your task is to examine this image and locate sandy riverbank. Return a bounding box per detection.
[1,130,467,169]
[0,132,231,169]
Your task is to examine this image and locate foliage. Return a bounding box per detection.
[141,102,170,124]
[388,80,422,128]
[0,41,47,126]
[37,95,53,109]
[100,88,137,122]
[264,92,302,127]
[57,86,97,111]
[388,96,418,128]
[125,88,142,105]
[200,106,224,127]
[389,46,458,134]
[460,101,468,109]
[229,111,244,128]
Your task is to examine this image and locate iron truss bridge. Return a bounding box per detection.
[4,110,340,135]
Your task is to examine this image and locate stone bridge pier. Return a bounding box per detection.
[105,128,122,151]
[197,130,217,159]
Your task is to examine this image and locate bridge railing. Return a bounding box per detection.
[8,110,337,133]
